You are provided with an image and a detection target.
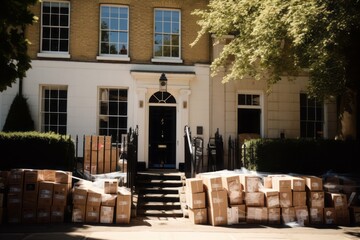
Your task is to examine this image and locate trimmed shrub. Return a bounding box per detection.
[0,131,75,171]
[2,94,34,132]
[242,138,359,175]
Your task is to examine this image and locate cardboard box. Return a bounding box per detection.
[231,204,246,222]
[281,207,296,224]
[86,205,100,223]
[72,187,88,205]
[324,207,336,224]
[246,207,268,224]
[304,176,323,191]
[201,175,223,192]
[186,178,204,193]
[38,181,54,207]
[104,179,119,194]
[100,206,114,224]
[293,191,306,207]
[87,190,102,207]
[208,206,227,226]
[37,206,51,223]
[207,190,228,209]
[22,207,37,224]
[188,208,207,224]
[7,207,22,223]
[0,171,10,191]
[222,175,242,192]
[104,147,119,173]
[279,191,292,208]
[186,192,206,209]
[245,192,264,207]
[51,205,65,223]
[8,169,24,185]
[227,206,239,225]
[53,183,69,206]
[324,176,341,193]
[307,191,324,208]
[229,189,244,205]
[240,175,261,192]
[55,171,72,184]
[272,177,292,192]
[326,193,348,209]
[24,170,43,184]
[116,187,131,224]
[294,206,309,226]
[8,184,22,193]
[101,194,117,207]
[23,183,38,207]
[72,204,86,223]
[7,193,22,207]
[42,170,56,182]
[349,207,360,224]
[309,207,324,224]
[85,135,111,151]
[290,177,306,192]
[261,189,279,208]
[0,193,3,207]
[263,177,272,188]
[268,207,281,224]
[335,208,350,226]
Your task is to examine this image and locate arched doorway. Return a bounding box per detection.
[148,91,177,169]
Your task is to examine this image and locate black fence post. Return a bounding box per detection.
[184,126,193,178]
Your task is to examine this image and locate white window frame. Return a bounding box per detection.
[151,8,183,63]
[40,85,68,134]
[237,91,264,137]
[300,93,325,139]
[98,87,129,142]
[37,1,71,59]
[97,5,130,62]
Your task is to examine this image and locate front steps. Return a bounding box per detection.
[136,170,185,218]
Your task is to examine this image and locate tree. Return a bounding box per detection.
[0,0,38,92]
[192,0,360,140]
[2,94,34,132]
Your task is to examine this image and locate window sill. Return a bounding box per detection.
[151,58,183,64]
[37,52,71,59]
[97,56,131,62]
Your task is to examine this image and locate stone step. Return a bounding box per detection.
[136,179,183,188]
[137,209,184,218]
[140,186,181,195]
[141,193,180,202]
[139,201,182,210]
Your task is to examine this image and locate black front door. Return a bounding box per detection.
[149,106,176,168]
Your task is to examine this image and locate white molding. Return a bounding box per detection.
[151,58,183,64]
[37,52,71,59]
[96,56,131,62]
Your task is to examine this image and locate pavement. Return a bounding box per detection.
[0,217,360,240]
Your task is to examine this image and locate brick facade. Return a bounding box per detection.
[26,0,210,65]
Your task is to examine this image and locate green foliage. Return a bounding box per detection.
[0,131,75,171]
[2,94,34,132]
[0,0,38,92]
[242,138,359,175]
[192,0,360,99]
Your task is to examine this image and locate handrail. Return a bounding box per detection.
[185,125,193,155]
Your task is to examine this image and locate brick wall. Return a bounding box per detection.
[26,0,210,65]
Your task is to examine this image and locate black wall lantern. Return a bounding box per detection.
[159,73,168,92]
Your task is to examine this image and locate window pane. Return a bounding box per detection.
[60,28,68,39]
[171,47,179,57]
[60,3,68,14]
[51,14,59,26]
[109,102,118,115]
[43,14,50,25]
[163,34,170,44]
[119,32,127,43]
[43,3,50,13]
[59,113,67,125]
[120,8,128,18]
[109,32,118,42]
[172,11,179,22]
[60,14,68,26]
[42,39,50,51]
[101,19,110,29]
[59,90,67,98]
[172,35,179,45]
[118,102,127,115]
[164,22,171,33]
[110,7,119,18]
[43,27,50,38]
[163,46,170,57]
[59,40,68,51]
[110,19,118,30]
[51,28,59,38]
[172,23,179,34]
[101,43,109,54]
[155,11,162,21]
[154,45,162,56]
[238,94,245,105]
[51,3,59,13]
[120,19,127,30]
[155,34,162,45]
[164,11,171,21]
[155,21,162,32]
[102,6,110,18]
[59,100,67,112]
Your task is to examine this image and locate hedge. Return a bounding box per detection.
[242,138,360,175]
[0,131,75,171]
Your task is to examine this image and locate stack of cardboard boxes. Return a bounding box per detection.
[186,178,207,224]
[201,175,228,226]
[185,172,358,226]
[4,169,72,224]
[84,136,119,174]
[72,179,131,224]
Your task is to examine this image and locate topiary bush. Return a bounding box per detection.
[2,94,34,132]
[0,131,75,171]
